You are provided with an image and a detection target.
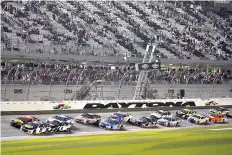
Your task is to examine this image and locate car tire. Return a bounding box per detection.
[66,128,71,132]
[95,120,100,126]
[176,122,179,127]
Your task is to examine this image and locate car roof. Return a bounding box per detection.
[56,115,67,118]
[23,116,35,120]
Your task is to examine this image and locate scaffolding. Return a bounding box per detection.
[133,44,157,100]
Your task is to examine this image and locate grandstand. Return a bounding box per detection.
[1,1,232,101]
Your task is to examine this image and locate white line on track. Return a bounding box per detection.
[1,127,180,141]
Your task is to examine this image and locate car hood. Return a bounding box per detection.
[157,119,168,122]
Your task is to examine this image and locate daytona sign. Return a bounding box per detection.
[83,101,196,109]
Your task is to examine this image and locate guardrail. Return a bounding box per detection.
[1,98,232,115]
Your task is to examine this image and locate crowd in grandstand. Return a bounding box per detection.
[1,1,232,60]
[1,61,232,85]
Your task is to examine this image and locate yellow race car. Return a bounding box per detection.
[10,116,39,128]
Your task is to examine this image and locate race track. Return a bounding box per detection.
[2,108,232,141]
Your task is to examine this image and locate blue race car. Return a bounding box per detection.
[109,112,132,123]
[187,114,209,124]
[20,121,50,135]
[99,119,124,130]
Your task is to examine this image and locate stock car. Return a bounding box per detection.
[53,104,71,110]
[187,114,210,124]
[150,110,172,120]
[130,117,157,128]
[75,113,101,125]
[176,109,196,119]
[20,121,50,135]
[99,119,124,130]
[209,107,230,115]
[111,112,133,122]
[157,117,180,127]
[46,115,75,125]
[10,116,40,128]
[208,114,226,123]
[47,120,72,132]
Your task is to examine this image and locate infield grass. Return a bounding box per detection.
[2,126,232,155]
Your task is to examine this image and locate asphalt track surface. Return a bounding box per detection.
[2,108,232,141]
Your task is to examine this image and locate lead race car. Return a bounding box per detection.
[20,121,50,135]
[75,113,101,125]
[129,116,157,128]
[209,107,230,116]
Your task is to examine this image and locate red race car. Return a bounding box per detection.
[10,116,40,128]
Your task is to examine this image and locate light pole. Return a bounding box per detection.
[26,66,40,101]
[199,73,211,99]
[48,67,62,100]
[210,74,220,98]
[3,64,20,99]
[185,72,196,97]
[64,68,77,100]
[118,70,134,99]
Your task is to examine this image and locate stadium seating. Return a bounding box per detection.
[1,1,232,60]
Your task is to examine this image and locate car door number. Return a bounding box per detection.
[36,127,47,133]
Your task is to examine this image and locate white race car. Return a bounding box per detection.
[75,113,101,125]
[150,110,173,120]
[46,115,75,125]
[157,117,180,127]
[187,114,210,124]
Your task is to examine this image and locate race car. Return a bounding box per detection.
[46,115,75,125]
[208,114,226,123]
[75,113,101,125]
[130,117,157,128]
[20,121,50,135]
[46,120,72,132]
[157,117,180,127]
[187,114,210,124]
[176,109,196,119]
[209,107,230,115]
[53,104,71,110]
[150,110,172,120]
[99,119,124,130]
[10,116,40,128]
[110,112,133,122]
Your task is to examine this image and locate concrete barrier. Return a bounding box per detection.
[1,98,232,114]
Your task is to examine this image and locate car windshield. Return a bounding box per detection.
[115,113,125,117]
[107,119,121,124]
[192,115,201,118]
[158,111,164,114]
[86,114,94,119]
[163,117,171,121]
[139,117,148,122]
[27,122,41,127]
[54,115,68,121]
[181,110,187,113]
